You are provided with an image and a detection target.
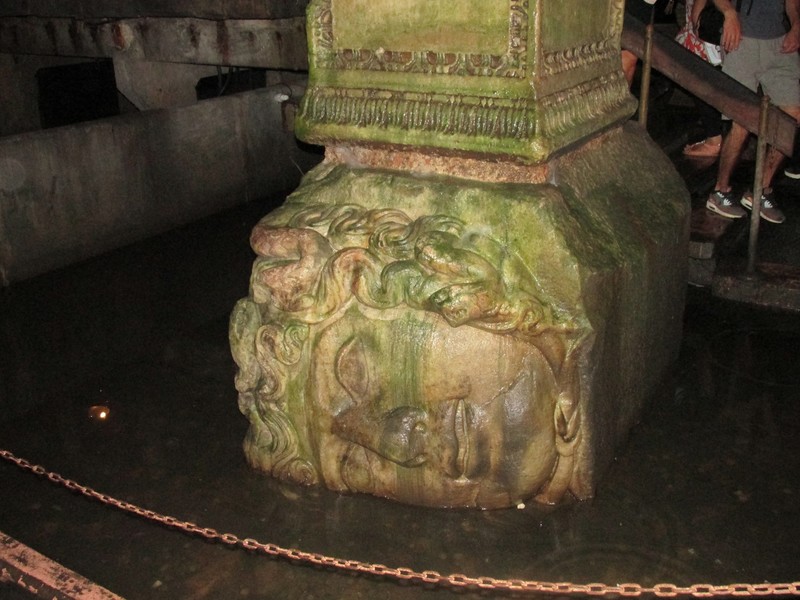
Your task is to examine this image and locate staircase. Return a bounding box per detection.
[623,14,800,312]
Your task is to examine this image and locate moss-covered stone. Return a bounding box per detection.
[296,0,636,163]
[230,124,689,508]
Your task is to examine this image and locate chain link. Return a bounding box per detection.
[2,448,799,597]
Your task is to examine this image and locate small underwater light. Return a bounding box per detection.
[88,405,110,421]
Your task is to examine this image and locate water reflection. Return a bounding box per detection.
[0,202,799,598]
[88,405,110,421]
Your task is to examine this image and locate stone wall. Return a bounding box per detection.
[0,84,321,283]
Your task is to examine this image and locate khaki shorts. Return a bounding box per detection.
[722,36,800,108]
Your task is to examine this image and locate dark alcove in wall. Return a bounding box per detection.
[36,59,120,129]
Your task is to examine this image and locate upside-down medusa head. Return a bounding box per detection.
[230,204,589,508]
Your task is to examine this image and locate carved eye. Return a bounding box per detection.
[412,422,427,435]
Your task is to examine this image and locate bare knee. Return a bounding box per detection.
[621,51,637,87]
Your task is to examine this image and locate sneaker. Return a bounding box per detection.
[741,189,786,224]
[707,190,747,219]
[785,164,800,180]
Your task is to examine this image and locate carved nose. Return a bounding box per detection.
[378,407,429,467]
[332,405,429,467]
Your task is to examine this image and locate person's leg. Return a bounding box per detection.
[706,121,749,218]
[784,127,800,179]
[739,105,800,224]
[761,105,800,188]
[715,122,750,192]
[683,97,722,156]
[621,50,638,87]
[711,37,758,194]
[763,147,790,190]
[756,37,800,186]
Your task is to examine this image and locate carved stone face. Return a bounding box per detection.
[309,306,559,508]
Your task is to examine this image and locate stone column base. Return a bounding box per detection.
[230,122,689,509]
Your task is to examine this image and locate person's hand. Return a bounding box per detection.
[781,23,800,53]
[721,9,742,52]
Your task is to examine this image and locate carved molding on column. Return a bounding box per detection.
[309,0,528,77]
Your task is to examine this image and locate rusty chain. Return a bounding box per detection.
[1,448,798,597]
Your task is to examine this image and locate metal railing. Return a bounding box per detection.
[623,12,795,274]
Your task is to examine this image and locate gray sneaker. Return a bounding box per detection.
[707,190,746,219]
[741,189,786,224]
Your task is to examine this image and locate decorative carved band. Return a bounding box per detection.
[300,87,537,139]
[300,70,631,149]
[539,71,630,140]
[327,47,526,78]
[309,0,528,77]
[608,0,626,38]
[542,38,618,77]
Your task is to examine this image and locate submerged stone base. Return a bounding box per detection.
[230,123,689,509]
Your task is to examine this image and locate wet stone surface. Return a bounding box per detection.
[1,190,800,597]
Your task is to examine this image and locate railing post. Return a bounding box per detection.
[747,94,770,274]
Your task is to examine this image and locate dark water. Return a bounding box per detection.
[1,190,800,598]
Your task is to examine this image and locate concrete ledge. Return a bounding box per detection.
[0,84,320,283]
[0,16,308,69]
[0,0,309,19]
[1,530,124,599]
[713,260,800,312]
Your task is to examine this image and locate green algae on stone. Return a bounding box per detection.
[296,0,636,163]
[230,123,689,508]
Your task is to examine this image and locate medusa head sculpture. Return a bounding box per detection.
[230,203,589,508]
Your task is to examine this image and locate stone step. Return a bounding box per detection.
[713,260,800,312]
